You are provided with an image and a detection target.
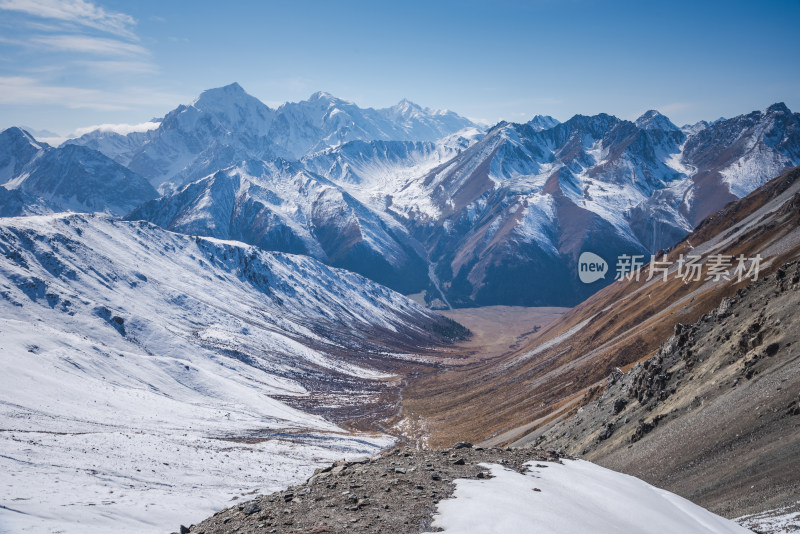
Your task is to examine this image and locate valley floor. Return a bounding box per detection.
[436,306,570,363]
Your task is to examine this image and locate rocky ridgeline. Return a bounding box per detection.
[179,445,561,534]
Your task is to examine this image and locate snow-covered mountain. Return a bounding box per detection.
[18,90,800,307]
[384,104,800,306]
[682,102,800,218]
[0,213,460,533]
[126,159,431,294]
[527,114,560,131]
[275,92,475,158]
[300,127,483,210]
[0,127,157,216]
[67,83,476,191]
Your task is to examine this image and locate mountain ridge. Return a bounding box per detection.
[0,127,157,216]
[16,87,800,306]
[67,83,476,191]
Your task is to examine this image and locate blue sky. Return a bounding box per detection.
[1,0,798,136]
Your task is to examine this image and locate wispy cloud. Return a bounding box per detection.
[31,34,148,56]
[75,59,157,74]
[657,102,692,115]
[0,76,181,111]
[71,121,160,137]
[0,1,158,84]
[0,0,138,40]
[0,76,119,110]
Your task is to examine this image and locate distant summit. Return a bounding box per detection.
[0,126,156,216]
[527,114,560,131]
[67,83,477,189]
[635,110,680,131]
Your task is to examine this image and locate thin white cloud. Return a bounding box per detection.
[657,102,692,115]
[0,0,137,40]
[0,76,116,109]
[0,76,182,112]
[31,34,148,57]
[75,59,157,74]
[71,121,160,137]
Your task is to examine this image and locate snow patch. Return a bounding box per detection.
[426,460,753,534]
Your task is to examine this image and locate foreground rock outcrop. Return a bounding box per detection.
[180,446,560,534]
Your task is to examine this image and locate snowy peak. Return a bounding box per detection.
[0,131,156,217]
[682,102,800,202]
[0,127,47,184]
[192,81,248,101]
[308,90,338,102]
[681,120,710,136]
[386,98,425,118]
[1,126,45,150]
[527,114,560,131]
[66,84,476,188]
[394,97,421,110]
[765,101,790,115]
[635,110,680,131]
[188,82,275,127]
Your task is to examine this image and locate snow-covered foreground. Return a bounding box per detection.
[0,427,391,534]
[0,213,446,533]
[426,460,754,534]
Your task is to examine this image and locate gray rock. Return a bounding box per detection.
[242,502,261,516]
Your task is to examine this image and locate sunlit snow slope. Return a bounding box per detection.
[0,213,448,534]
[426,460,752,534]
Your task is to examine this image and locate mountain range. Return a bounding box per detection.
[67,83,475,192]
[2,84,799,306]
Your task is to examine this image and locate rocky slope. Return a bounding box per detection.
[183,445,559,534]
[183,443,753,534]
[519,261,800,519]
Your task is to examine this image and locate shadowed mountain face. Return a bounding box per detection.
[382,105,800,306]
[126,160,430,294]
[0,127,157,217]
